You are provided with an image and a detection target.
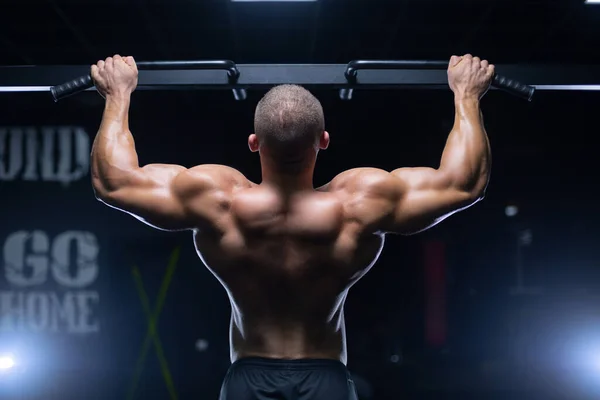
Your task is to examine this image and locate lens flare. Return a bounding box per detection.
[0,356,15,370]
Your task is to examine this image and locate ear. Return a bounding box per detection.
[318,131,330,150]
[248,134,259,152]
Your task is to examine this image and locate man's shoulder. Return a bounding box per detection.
[317,168,393,194]
[178,164,255,192]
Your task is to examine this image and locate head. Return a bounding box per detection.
[248,85,329,175]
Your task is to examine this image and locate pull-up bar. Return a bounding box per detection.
[1,61,598,101]
[48,59,534,102]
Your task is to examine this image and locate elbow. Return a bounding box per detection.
[91,164,113,202]
[91,177,118,205]
[92,182,111,204]
[93,187,123,210]
[466,178,488,204]
[91,167,139,204]
[452,168,489,204]
[91,176,105,199]
[451,177,487,206]
[469,188,486,203]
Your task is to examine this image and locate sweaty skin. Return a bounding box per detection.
[91,54,492,364]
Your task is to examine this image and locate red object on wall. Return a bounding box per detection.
[424,240,446,347]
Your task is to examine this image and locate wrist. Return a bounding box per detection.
[103,93,131,124]
[105,92,131,107]
[454,94,480,105]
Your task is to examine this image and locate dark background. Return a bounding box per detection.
[1,0,600,399]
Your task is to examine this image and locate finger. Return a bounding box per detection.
[105,57,113,71]
[473,56,481,65]
[462,54,473,67]
[90,65,99,80]
[97,60,105,69]
[481,60,489,70]
[124,56,138,72]
[113,54,122,65]
[125,56,137,70]
[488,64,496,77]
[449,55,462,67]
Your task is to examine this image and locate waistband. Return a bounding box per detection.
[231,356,347,371]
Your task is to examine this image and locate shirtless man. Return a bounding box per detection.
[90,54,493,400]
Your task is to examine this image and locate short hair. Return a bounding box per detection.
[254,85,324,163]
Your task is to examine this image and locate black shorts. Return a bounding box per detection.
[219,357,359,400]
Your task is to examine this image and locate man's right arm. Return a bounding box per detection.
[386,94,491,234]
[328,55,493,235]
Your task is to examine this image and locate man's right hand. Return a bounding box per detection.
[91,55,138,99]
[447,54,495,100]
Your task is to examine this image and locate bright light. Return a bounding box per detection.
[0,86,51,92]
[585,0,600,4]
[505,205,518,218]
[534,85,600,91]
[0,356,15,370]
[594,353,600,371]
[232,0,317,2]
[195,339,209,352]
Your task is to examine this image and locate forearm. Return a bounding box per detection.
[438,95,491,195]
[91,94,139,195]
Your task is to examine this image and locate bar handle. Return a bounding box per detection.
[50,60,247,102]
[340,60,535,101]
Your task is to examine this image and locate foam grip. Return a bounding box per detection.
[50,74,94,102]
[492,74,535,102]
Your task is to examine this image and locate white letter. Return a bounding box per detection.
[72,127,90,182]
[49,292,74,333]
[73,291,99,334]
[0,291,25,332]
[40,127,59,183]
[22,127,40,181]
[4,231,49,287]
[27,292,49,331]
[0,127,23,180]
[51,231,99,288]
[56,292,79,333]
[41,127,89,186]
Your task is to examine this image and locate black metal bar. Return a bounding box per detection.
[49,60,246,102]
[0,64,599,96]
[346,60,448,76]
[342,60,535,101]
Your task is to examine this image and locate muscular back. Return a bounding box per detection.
[96,162,480,363]
[193,182,385,362]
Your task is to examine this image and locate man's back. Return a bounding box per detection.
[193,183,385,363]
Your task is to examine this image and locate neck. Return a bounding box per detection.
[260,159,315,192]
